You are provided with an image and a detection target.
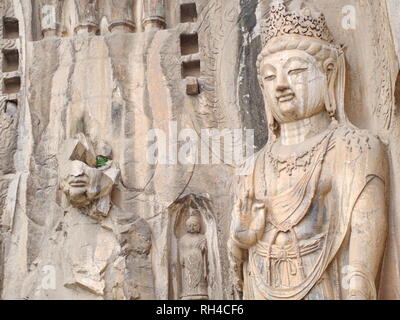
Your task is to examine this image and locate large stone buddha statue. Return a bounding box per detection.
[229,0,388,300]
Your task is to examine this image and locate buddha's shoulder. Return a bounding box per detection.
[334,123,386,156]
[333,124,387,179]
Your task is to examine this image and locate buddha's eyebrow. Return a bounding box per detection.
[283,56,308,68]
[261,63,276,73]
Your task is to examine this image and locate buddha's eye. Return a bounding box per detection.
[288,67,308,75]
[264,74,276,81]
[96,156,109,168]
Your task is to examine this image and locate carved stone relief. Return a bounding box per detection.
[19,134,155,300]
[100,0,135,34]
[179,214,209,300]
[40,0,64,38]
[59,134,119,218]
[229,0,388,300]
[142,0,166,31]
[118,217,154,300]
[0,0,399,301]
[169,195,223,300]
[73,0,99,35]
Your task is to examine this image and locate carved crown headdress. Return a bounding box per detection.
[261,0,335,47]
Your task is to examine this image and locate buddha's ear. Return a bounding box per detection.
[324,58,338,84]
[323,58,338,117]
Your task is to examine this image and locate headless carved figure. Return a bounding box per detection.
[118,216,155,300]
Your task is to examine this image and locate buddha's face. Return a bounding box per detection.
[259,49,327,124]
[186,216,201,234]
[60,159,114,208]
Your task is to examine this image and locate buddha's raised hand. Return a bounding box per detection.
[233,190,266,248]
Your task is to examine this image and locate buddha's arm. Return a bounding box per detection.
[348,176,387,300]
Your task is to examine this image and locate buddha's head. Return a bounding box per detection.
[185,214,202,234]
[59,133,119,217]
[257,0,344,130]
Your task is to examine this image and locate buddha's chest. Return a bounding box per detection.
[267,160,333,197]
[256,149,335,246]
[180,236,206,256]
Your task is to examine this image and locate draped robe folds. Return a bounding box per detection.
[230,124,388,300]
[179,234,209,300]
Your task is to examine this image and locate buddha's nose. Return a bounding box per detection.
[70,161,85,177]
[276,71,290,92]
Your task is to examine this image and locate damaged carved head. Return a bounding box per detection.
[58,133,120,218]
[185,212,202,234]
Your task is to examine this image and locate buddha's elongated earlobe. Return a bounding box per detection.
[324,90,337,121]
[324,58,338,119]
[267,112,278,141]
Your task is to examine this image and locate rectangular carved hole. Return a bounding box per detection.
[180,3,198,23]
[182,60,200,78]
[180,33,199,56]
[5,99,18,115]
[2,49,19,72]
[3,77,21,94]
[3,17,19,39]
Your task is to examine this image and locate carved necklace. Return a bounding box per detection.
[265,123,338,177]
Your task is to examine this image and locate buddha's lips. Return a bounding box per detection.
[69,179,88,187]
[277,93,295,102]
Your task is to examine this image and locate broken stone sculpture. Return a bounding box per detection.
[59,133,119,219]
[21,134,154,300]
[2,0,400,301]
[117,214,155,300]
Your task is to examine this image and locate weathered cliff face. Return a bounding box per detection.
[0,0,399,300]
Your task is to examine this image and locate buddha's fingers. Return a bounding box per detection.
[253,202,265,211]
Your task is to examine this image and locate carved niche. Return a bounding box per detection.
[169,194,223,300]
